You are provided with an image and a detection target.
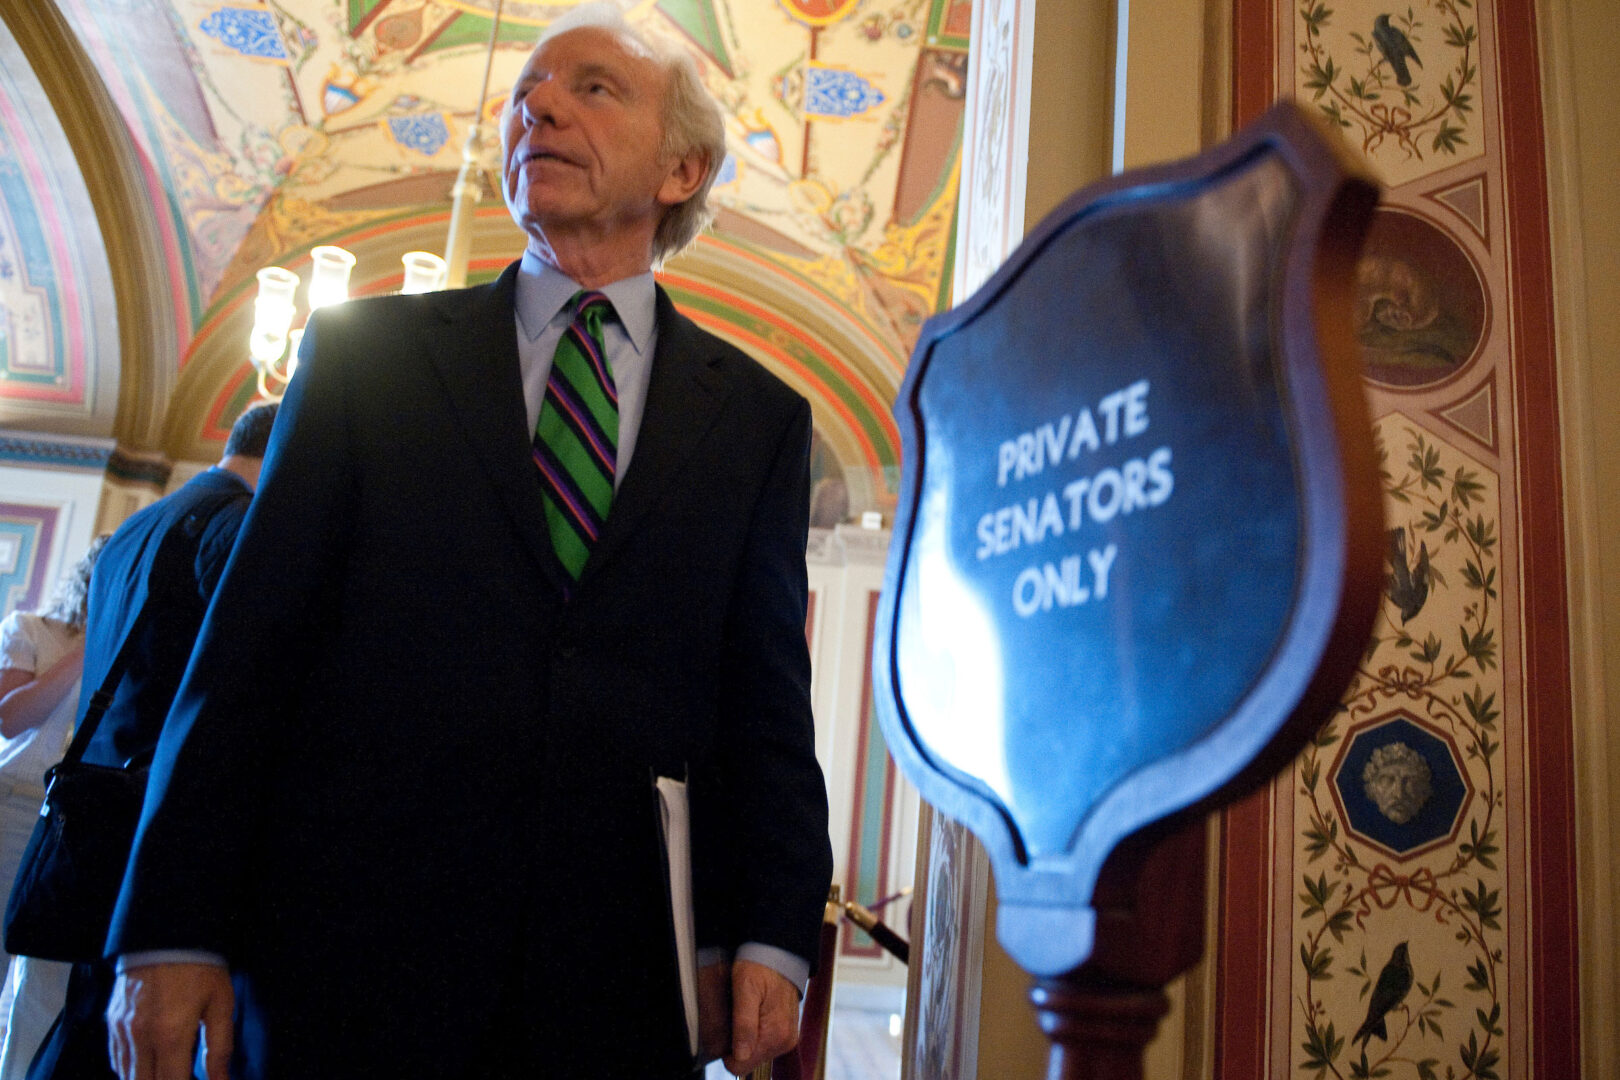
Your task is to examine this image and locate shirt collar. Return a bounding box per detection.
[515,250,657,357]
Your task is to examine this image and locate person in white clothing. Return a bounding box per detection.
[0,538,108,1079]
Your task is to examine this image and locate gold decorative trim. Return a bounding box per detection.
[0,0,179,453]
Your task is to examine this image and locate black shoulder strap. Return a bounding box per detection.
[57,604,149,767]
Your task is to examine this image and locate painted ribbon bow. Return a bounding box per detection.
[1377,664,1429,697]
[1363,863,1440,914]
[1369,102,1414,130]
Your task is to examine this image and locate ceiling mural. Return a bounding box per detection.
[1,0,970,521]
[0,24,119,435]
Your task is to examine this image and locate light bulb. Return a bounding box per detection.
[307,245,357,311]
[250,267,299,364]
[400,251,448,294]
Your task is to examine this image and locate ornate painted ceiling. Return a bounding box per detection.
[0,0,971,520]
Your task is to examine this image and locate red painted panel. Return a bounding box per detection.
[1214,787,1271,1080]
[1495,0,1582,1072]
[1218,1,1583,1075]
[1216,3,1279,1072]
[841,589,896,960]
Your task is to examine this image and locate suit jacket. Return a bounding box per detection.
[108,263,833,1079]
[78,468,252,770]
[23,471,250,1080]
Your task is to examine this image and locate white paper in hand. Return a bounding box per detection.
[654,774,698,1057]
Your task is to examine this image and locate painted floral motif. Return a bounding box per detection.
[199,7,291,62]
[1299,1,1479,161]
[738,109,784,164]
[321,66,378,117]
[775,0,861,29]
[803,65,887,119]
[0,202,52,380]
[37,0,967,480]
[149,105,275,299]
[385,113,451,157]
[860,8,919,42]
[712,153,740,189]
[1294,417,1505,1080]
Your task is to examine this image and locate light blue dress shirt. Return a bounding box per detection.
[513,250,656,488]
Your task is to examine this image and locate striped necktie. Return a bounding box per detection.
[532,290,617,581]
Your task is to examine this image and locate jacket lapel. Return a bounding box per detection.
[426,262,572,594]
[583,287,731,579]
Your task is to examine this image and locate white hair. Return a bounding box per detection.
[525,1,726,265]
[538,0,637,43]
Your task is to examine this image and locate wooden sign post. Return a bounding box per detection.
[873,103,1384,1077]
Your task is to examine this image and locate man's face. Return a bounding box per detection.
[501,26,686,250]
[1363,756,1432,825]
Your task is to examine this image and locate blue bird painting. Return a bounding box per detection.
[1387,527,1431,625]
[1354,941,1415,1047]
[1373,14,1423,87]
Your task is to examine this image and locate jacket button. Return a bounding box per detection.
[560,645,578,660]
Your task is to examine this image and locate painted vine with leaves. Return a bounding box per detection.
[1294,425,1504,1080]
[1299,1,1480,159]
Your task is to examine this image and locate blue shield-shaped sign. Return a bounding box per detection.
[873,103,1384,976]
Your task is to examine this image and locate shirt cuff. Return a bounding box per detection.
[735,942,810,997]
[118,943,809,992]
[116,950,228,973]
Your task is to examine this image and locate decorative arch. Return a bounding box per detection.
[0,0,164,444]
[184,216,905,520]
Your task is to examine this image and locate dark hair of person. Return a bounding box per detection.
[224,401,279,458]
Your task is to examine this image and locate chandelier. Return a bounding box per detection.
[247,247,447,401]
[248,0,506,401]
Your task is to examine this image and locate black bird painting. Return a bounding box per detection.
[1354,941,1415,1047]
[1373,14,1423,87]
[1387,527,1431,624]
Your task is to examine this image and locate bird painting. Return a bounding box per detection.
[1354,941,1415,1047]
[1372,14,1423,87]
[1387,527,1431,624]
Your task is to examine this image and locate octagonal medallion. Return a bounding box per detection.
[1330,710,1474,861]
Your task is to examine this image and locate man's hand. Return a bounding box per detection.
[721,959,800,1076]
[106,962,234,1080]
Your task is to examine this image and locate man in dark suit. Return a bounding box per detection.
[27,403,277,1080]
[103,7,832,1080]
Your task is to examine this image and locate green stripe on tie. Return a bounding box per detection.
[533,291,618,583]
